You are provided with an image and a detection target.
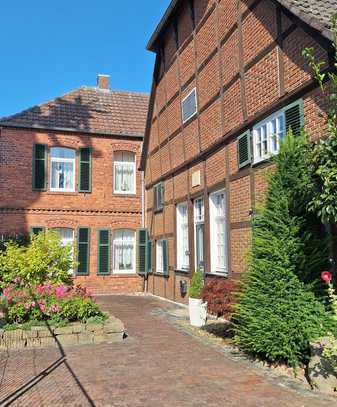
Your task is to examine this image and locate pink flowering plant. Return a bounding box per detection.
[321,271,337,320]
[0,282,106,326]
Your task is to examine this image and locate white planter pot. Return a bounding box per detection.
[189,297,207,327]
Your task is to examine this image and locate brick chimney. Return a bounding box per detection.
[97,74,110,90]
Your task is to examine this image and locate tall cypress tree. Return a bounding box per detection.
[234,133,331,367]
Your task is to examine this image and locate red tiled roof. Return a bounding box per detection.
[0,87,149,137]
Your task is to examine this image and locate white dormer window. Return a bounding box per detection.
[182,88,197,123]
[114,151,136,194]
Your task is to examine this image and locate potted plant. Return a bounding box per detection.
[188,270,207,327]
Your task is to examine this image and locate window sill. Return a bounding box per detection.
[47,191,77,196]
[205,272,229,278]
[153,272,169,278]
[252,154,276,168]
[175,268,190,275]
[112,271,136,275]
[153,207,164,214]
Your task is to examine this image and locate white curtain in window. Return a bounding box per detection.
[114,152,135,193]
[113,230,135,273]
[50,148,75,191]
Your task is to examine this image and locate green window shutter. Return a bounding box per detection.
[147,240,152,273]
[137,228,149,275]
[79,148,92,193]
[97,229,110,275]
[162,239,169,276]
[30,226,45,236]
[153,185,158,210]
[284,99,304,137]
[77,227,90,275]
[160,183,165,208]
[237,131,251,169]
[32,144,47,190]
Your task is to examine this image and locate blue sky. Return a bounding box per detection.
[0,1,171,117]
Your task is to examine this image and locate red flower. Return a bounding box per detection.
[321,271,332,283]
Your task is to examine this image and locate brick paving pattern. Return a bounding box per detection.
[0,295,335,406]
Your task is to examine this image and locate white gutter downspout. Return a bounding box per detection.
[141,170,145,228]
[141,165,148,293]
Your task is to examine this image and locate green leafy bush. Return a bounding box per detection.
[234,133,333,367]
[0,230,74,288]
[188,270,204,299]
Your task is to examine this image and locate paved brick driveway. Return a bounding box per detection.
[0,295,335,406]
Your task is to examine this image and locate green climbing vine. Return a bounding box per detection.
[303,14,337,224]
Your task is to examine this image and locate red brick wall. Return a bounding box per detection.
[0,127,143,294]
[144,0,331,304]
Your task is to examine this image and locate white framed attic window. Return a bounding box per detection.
[252,110,286,164]
[114,151,136,194]
[181,88,198,123]
[50,147,76,192]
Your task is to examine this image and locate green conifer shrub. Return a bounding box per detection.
[234,133,332,367]
[188,270,204,299]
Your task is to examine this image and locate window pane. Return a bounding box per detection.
[262,124,268,155]
[53,228,74,274]
[51,147,75,159]
[196,224,204,271]
[51,161,74,190]
[177,203,189,270]
[210,192,227,273]
[114,151,135,163]
[113,229,135,272]
[156,240,164,273]
[253,111,286,163]
[194,198,204,222]
[114,152,135,193]
[182,88,197,122]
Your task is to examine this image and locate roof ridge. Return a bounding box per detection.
[81,86,150,97]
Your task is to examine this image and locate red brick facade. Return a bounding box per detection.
[0,126,144,294]
[141,0,333,304]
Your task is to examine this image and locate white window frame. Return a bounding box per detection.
[252,110,286,164]
[112,229,136,274]
[50,148,76,192]
[194,197,205,272]
[156,239,165,274]
[209,190,228,275]
[113,151,136,195]
[54,228,74,275]
[176,202,189,271]
[181,87,198,123]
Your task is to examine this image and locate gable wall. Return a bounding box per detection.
[0,127,143,294]
[144,0,330,303]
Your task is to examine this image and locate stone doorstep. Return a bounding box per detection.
[0,317,125,351]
